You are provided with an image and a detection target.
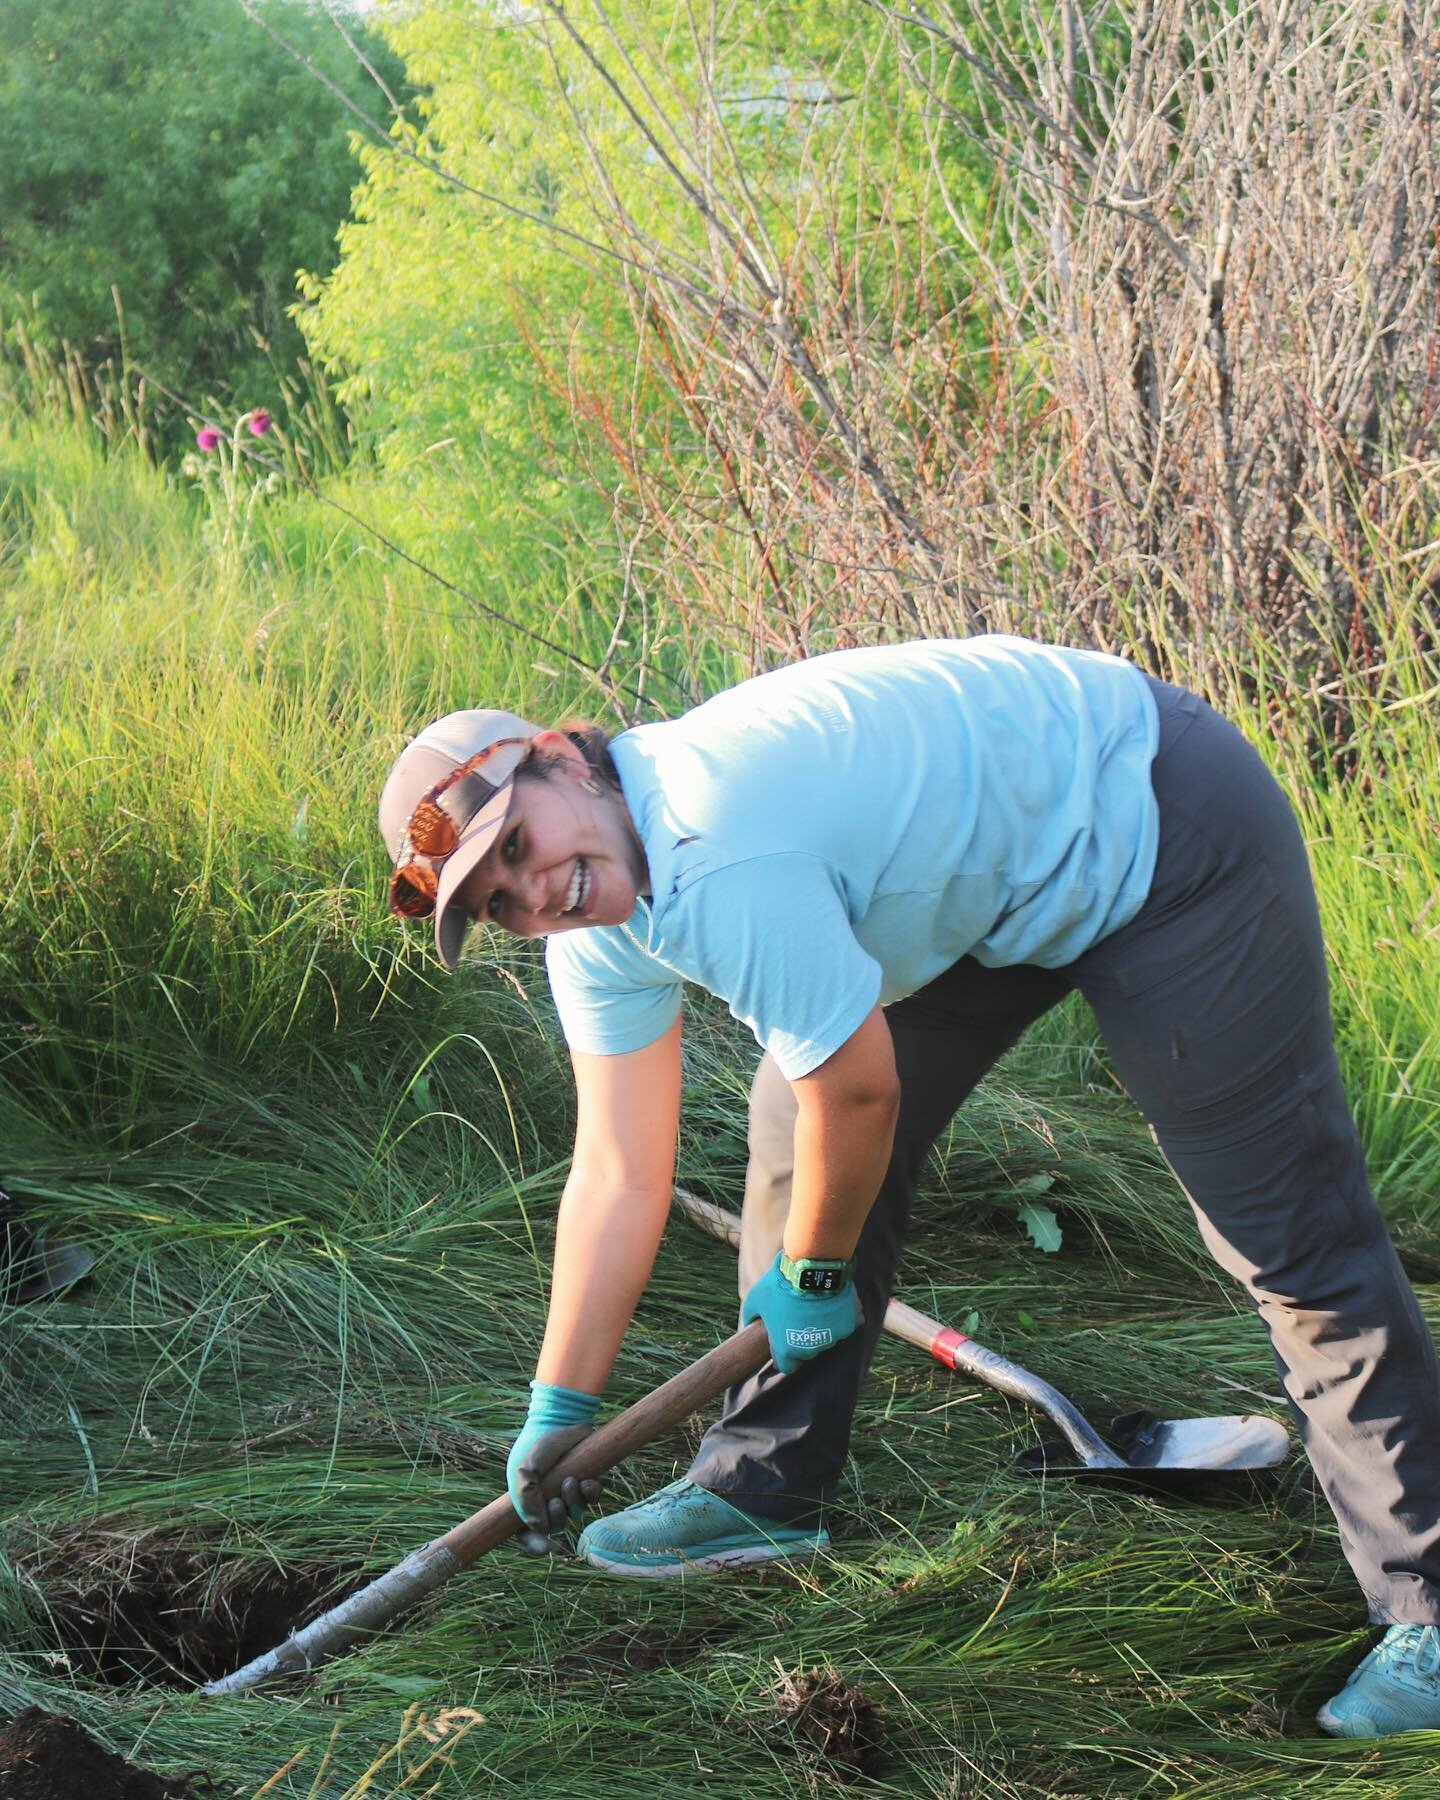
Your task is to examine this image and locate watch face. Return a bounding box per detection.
[799,1266,843,1292]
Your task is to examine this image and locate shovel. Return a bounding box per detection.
[672,1188,1291,1488]
[200,1319,773,1694]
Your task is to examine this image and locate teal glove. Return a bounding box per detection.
[741,1252,859,1375]
[506,1380,602,1555]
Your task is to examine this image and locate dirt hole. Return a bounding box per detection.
[770,1662,889,1781]
[0,1708,209,1800]
[18,1527,349,1688]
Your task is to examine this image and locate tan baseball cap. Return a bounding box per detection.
[379,708,539,969]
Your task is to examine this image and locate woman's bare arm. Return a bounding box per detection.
[534,1016,683,1394]
[784,1005,900,1262]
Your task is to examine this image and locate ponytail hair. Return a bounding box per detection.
[516,718,620,788]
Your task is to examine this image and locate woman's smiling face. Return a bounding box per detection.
[454,735,648,940]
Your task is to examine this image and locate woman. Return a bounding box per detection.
[379,636,1440,1737]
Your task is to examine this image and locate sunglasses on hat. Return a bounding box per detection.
[387,738,529,920]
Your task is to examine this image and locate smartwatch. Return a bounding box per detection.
[779,1251,853,1294]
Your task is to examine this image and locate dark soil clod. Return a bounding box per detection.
[770,1663,888,1781]
[0,1708,206,1800]
[18,1527,349,1688]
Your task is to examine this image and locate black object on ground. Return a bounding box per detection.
[0,1190,94,1305]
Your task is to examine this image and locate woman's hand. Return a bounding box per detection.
[506,1381,603,1555]
[741,1251,860,1374]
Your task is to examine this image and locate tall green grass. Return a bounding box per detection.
[1,410,614,1124]
[2,412,1439,1796]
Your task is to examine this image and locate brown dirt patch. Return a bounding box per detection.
[553,1624,678,1676]
[770,1663,888,1781]
[18,1527,348,1688]
[550,1616,732,1681]
[0,1708,205,1800]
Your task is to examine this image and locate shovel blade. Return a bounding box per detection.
[1116,1410,1291,1472]
[1016,1409,1291,1487]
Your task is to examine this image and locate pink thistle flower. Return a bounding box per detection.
[195,426,221,451]
[247,409,271,437]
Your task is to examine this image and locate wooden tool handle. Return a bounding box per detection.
[202,1320,773,1692]
[439,1319,771,1566]
[671,1188,742,1249]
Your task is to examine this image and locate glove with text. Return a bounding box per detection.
[741,1252,859,1376]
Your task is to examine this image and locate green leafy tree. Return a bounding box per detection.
[295,0,638,566]
[0,0,401,412]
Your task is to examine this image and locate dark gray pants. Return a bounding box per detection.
[687,679,1440,1626]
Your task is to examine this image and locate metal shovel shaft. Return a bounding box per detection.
[882,1295,1128,1469]
[672,1188,1130,1469]
[201,1319,771,1695]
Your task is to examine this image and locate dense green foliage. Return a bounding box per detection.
[0,412,589,1127]
[0,0,400,416]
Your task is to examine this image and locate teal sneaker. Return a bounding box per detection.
[575,1479,829,1578]
[1318,1625,1440,1737]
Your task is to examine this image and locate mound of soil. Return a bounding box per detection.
[0,1709,203,1800]
[771,1664,888,1781]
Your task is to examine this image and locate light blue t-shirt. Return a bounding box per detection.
[546,637,1160,1079]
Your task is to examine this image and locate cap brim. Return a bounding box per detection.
[433,782,517,970]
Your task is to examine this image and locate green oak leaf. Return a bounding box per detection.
[1018,1201,1063,1253]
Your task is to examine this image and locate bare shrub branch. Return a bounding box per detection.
[301,0,1440,689]
[515,1,1439,674]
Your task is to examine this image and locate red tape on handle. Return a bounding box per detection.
[929,1324,969,1369]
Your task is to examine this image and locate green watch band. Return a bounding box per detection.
[779,1251,853,1294]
